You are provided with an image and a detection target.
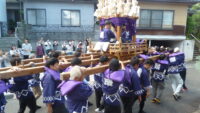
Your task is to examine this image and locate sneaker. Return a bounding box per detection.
[177,95,182,100]
[95,108,100,112]
[155,98,161,103]
[95,108,104,113]
[173,94,178,101]
[151,98,156,103]
[36,105,41,110]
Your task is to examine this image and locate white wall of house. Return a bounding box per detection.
[23,1,94,26]
[0,0,7,37]
[182,40,195,61]
[169,40,194,61]
[0,0,7,22]
[172,40,195,61]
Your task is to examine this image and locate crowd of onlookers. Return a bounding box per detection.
[0,38,90,68]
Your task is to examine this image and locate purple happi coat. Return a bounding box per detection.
[119,64,143,97]
[152,60,169,82]
[168,52,184,74]
[0,80,10,113]
[59,80,92,113]
[102,69,125,106]
[42,67,64,105]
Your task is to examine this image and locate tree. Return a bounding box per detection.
[186,3,200,39]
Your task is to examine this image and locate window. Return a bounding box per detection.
[61,10,80,27]
[139,9,174,29]
[162,11,174,29]
[140,10,151,28]
[27,9,46,26]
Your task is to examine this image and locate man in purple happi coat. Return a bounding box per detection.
[99,21,116,42]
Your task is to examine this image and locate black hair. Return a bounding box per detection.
[109,58,120,71]
[24,39,29,42]
[144,59,154,66]
[130,56,140,66]
[11,54,20,58]
[99,56,109,63]
[160,47,165,52]
[76,48,82,53]
[168,48,174,54]
[74,52,81,57]
[10,57,21,66]
[49,51,61,59]
[142,50,148,55]
[71,57,82,66]
[155,46,160,52]
[105,20,111,25]
[159,54,166,60]
[45,58,59,68]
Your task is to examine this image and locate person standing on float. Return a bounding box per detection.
[99,21,116,42]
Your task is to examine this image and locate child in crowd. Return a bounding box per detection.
[28,54,42,108]
[94,56,109,112]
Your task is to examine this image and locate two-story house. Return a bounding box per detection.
[136,0,200,60]
[23,0,97,41]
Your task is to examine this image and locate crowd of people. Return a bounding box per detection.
[0,43,188,113]
[0,19,189,113]
[0,38,90,64]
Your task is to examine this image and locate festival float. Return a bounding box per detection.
[92,0,148,60]
[0,0,161,80]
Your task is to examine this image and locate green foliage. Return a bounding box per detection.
[186,3,200,39]
[192,3,200,10]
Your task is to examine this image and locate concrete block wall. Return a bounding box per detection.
[0,37,18,51]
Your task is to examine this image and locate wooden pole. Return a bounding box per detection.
[22,53,99,64]
[132,35,136,42]
[0,54,162,79]
[116,26,122,43]
[0,58,100,79]
[0,55,101,72]
[61,55,161,80]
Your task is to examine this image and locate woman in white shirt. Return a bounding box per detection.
[22,39,32,59]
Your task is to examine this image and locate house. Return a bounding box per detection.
[0,0,21,37]
[136,0,200,60]
[22,0,97,42]
[1,0,199,60]
[6,0,21,35]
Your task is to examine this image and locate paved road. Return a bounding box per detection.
[5,60,200,113]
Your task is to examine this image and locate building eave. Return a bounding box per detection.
[22,0,97,4]
[137,35,186,40]
[138,0,200,4]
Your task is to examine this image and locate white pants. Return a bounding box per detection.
[169,73,183,95]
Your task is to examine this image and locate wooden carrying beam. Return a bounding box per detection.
[0,55,101,72]
[61,55,160,80]
[0,55,160,79]
[22,53,99,64]
[0,58,100,79]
